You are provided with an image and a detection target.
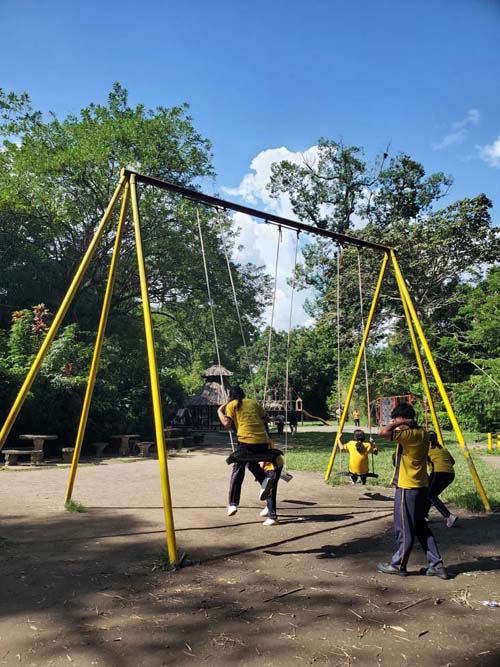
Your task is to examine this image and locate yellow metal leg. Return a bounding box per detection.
[487,433,492,452]
[325,253,389,481]
[395,264,444,444]
[130,175,178,566]
[391,251,491,511]
[0,174,126,450]
[65,183,130,503]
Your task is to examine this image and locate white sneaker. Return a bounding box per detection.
[446,514,458,528]
[263,517,278,526]
[227,505,238,516]
[259,477,273,501]
[260,506,269,517]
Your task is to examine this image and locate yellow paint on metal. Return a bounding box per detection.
[130,175,178,565]
[391,251,491,512]
[487,433,492,452]
[65,183,130,503]
[394,257,443,443]
[325,253,389,481]
[0,174,126,450]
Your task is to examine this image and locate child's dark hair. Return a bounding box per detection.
[390,402,416,420]
[353,429,366,442]
[428,431,442,449]
[229,385,245,409]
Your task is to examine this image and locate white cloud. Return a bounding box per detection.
[478,135,500,167]
[222,145,319,218]
[432,108,480,151]
[231,210,315,331]
[223,146,325,331]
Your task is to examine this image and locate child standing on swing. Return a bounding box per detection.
[426,432,458,527]
[339,429,377,485]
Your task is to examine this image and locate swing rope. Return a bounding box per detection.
[196,207,235,451]
[263,225,282,405]
[336,245,344,474]
[336,245,342,419]
[356,248,375,474]
[214,208,257,398]
[283,230,300,472]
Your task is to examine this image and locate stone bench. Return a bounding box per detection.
[62,447,75,463]
[92,442,109,458]
[136,441,154,457]
[3,449,43,466]
[165,437,184,451]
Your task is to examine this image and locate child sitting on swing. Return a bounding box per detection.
[339,429,378,485]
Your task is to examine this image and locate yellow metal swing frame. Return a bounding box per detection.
[0,169,490,570]
[324,250,490,512]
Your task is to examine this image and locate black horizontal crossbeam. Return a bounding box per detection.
[126,169,392,252]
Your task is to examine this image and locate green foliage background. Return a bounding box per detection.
[0,89,499,453]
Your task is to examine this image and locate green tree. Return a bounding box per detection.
[0,85,272,441]
[265,139,500,421]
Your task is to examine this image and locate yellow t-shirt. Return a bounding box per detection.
[353,411,360,419]
[428,446,455,474]
[225,398,269,445]
[344,440,375,475]
[391,428,429,489]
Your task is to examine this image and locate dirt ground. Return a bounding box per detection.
[1,438,500,667]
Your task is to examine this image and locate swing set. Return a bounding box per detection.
[0,168,490,567]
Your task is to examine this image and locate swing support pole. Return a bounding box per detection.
[65,183,130,503]
[325,252,389,481]
[391,251,491,512]
[394,259,444,445]
[130,174,178,564]
[0,173,127,450]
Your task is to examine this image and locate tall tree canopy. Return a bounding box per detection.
[266,139,500,423]
[0,85,271,441]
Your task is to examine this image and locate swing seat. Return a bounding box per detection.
[335,471,379,478]
[226,447,284,466]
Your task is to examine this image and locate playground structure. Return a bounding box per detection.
[0,167,491,567]
[369,393,430,428]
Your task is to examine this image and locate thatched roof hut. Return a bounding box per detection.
[185,365,233,407]
[184,365,233,428]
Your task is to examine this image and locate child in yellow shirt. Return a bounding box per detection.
[339,429,377,485]
[426,432,457,527]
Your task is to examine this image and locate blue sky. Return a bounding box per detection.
[1,0,499,327]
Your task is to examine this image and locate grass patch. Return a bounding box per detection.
[152,549,182,571]
[285,430,500,512]
[65,499,86,513]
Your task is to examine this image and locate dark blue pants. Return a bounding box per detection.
[349,472,368,484]
[426,472,455,518]
[262,465,282,520]
[390,487,443,570]
[229,445,266,505]
[229,443,283,518]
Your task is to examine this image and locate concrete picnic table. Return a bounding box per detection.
[112,434,141,457]
[19,434,58,450]
[19,434,58,462]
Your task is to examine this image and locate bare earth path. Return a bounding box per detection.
[1,445,500,667]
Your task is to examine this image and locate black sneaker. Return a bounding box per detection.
[377,562,407,576]
[426,565,449,580]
